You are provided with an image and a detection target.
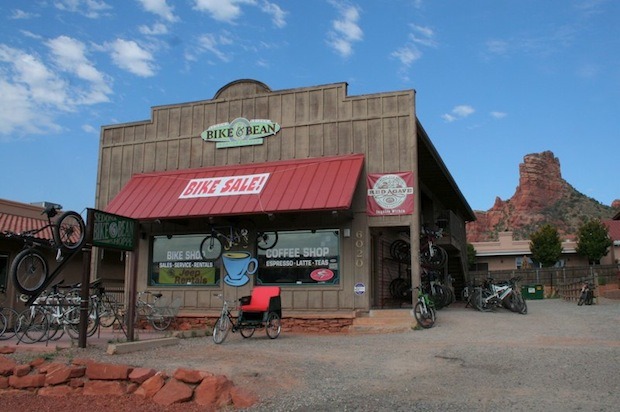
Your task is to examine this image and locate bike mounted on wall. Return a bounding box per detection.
[199,218,279,261]
[4,205,86,300]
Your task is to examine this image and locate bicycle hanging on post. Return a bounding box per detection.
[7,204,86,295]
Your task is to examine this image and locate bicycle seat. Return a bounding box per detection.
[42,204,60,218]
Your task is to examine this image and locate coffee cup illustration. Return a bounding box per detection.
[222,251,258,286]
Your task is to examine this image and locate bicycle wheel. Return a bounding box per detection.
[240,326,255,338]
[414,301,435,328]
[66,299,99,339]
[257,231,278,250]
[389,278,411,299]
[421,244,447,269]
[44,296,65,341]
[149,307,172,331]
[0,307,20,340]
[390,240,410,262]
[99,294,120,327]
[266,312,281,339]
[514,292,528,314]
[200,235,223,261]
[213,314,231,344]
[55,211,86,251]
[0,312,7,337]
[17,307,49,344]
[475,289,493,312]
[11,248,48,294]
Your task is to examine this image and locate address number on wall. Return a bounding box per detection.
[355,230,364,267]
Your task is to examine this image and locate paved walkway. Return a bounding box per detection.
[1,327,169,353]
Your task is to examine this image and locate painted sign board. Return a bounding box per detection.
[201,117,280,148]
[88,209,137,251]
[366,172,414,216]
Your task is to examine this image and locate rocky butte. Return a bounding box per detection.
[466,151,619,242]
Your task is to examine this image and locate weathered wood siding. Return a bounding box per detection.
[96,81,417,313]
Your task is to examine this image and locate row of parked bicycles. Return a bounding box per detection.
[0,281,179,344]
[461,276,528,314]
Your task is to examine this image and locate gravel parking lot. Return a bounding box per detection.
[4,298,620,411]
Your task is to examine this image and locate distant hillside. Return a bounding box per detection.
[466,151,619,242]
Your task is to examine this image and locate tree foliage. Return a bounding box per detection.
[529,224,563,267]
[576,218,612,264]
[467,243,477,269]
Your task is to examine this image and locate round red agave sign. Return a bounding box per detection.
[310,268,334,282]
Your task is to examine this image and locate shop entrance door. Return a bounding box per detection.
[371,227,413,309]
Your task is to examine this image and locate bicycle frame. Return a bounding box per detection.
[414,286,436,328]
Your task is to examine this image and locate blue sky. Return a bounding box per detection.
[0,0,618,216]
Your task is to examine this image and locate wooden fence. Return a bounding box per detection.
[469,264,620,301]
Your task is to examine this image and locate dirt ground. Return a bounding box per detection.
[2,298,620,411]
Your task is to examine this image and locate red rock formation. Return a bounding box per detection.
[467,151,615,242]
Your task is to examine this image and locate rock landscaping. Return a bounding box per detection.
[0,348,257,409]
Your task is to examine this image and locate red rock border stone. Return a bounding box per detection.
[0,350,258,409]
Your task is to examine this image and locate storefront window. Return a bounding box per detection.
[150,235,220,286]
[257,229,340,285]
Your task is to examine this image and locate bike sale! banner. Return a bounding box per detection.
[366,172,414,216]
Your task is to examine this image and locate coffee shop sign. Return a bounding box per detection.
[201,117,280,148]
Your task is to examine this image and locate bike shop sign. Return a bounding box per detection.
[89,209,137,251]
[201,117,281,148]
[366,172,414,216]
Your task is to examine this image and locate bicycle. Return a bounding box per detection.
[470,277,527,314]
[200,224,252,261]
[419,226,447,269]
[413,286,436,328]
[212,287,282,344]
[16,282,98,343]
[133,291,176,331]
[577,282,594,306]
[257,231,278,250]
[0,286,21,341]
[7,204,86,295]
[90,279,122,327]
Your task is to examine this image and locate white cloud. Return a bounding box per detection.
[139,23,170,36]
[46,36,112,104]
[0,45,68,135]
[193,0,251,22]
[490,111,507,119]
[0,40,114,137]
[82,124,97,133]
[54,0,112,19]
[194,33,234,62]
[409,24,436,47]
[137,0,179,22]
[391,22,436,74]
[192,0,286,27]
[391,46,421,67]
[107,39,156,77]
[327,3,363,58]
[442,105,475,122]
[261,1,287,28]
[486,39,509,55]
[10,9,37,19]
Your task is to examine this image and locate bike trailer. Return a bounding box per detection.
[239,286,282,322]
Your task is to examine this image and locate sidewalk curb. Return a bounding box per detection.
[106,336,180,354]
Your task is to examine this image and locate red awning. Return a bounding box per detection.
[105,154,365,220]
